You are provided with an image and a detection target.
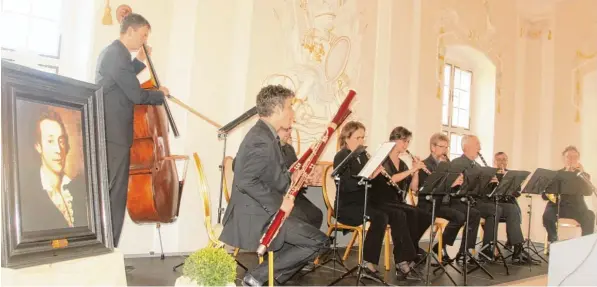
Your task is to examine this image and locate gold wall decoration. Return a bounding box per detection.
[437,27,446,100]
[572,49,597,123]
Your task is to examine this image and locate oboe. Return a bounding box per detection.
[405,150,431,174]
[477,152,489,167]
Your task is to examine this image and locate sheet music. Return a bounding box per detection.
[357,142,395,178]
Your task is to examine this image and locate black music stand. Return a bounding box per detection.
[300,146,368,278]
[519,168,555,267]
[216,107,257,223]
[493,171,539,266]
[417,161,460,286]
[477,169,524,274]
[453,165,495,285]
[545,170,593,242]
[328,142,395,287]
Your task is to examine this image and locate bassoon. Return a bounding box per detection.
[256,90,356,256]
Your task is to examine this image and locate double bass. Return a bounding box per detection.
[126,44,188,223]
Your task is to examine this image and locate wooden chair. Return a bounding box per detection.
[220,155,274,286]
[543,218,581,254]
[408,189,448,263]
[315,163,392,270]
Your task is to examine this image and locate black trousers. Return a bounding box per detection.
[252,216,330,284]
[418,198,480,252]
[474,200,502,245]
[542,202,595,242]
[365,205,417,264]
[107,142,131,247]
[291,193,323,229]
[380,202,432,254]
[488,201,524,245]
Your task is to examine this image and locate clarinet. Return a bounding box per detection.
[365,151,406,196]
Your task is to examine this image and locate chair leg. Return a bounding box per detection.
[544,233,548,255]
[343,231,358,261]
[384,228,391,271]
[315,226,334,265]
[233,247,240,257]
[357,230,363,264]
[268,251,274,287]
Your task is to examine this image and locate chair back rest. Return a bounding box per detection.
[193,153,223,247]
[321,163,337,223]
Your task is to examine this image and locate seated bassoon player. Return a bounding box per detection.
[333,121,420,280]
[369,127,432,269]
[219,85,329,286]
[278,127,324,229]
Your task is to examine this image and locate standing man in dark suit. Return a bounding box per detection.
[95,13,170,247]
[415,133,467,262]
[219,85,329,286]
[278,127,323,229]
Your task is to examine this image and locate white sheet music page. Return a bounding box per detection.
[357,142,396,179]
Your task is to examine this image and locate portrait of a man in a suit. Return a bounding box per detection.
[18,106,89,233]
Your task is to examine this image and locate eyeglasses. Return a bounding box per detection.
[434,144,448,149]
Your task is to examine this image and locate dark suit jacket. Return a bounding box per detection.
[95,40,164,147]
[541,168,590,208]
[19,174,88,232]
[219,119,291,251]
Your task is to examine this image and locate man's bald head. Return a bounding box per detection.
[461,134,480,160]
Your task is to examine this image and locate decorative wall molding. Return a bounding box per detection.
[434,6,503,114]
[519,19,552,40]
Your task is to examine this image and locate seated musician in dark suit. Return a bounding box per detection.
[219,85,329,286]
[452,135,500,264]
[369,127,432,273]
[334,121,420,280]
[20,110,88,232]
[415,133,467,262]
[278,127,323,229]
[478,151,531,263]
[542,146,595,253]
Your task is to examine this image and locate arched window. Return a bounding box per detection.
[441,63,473,160]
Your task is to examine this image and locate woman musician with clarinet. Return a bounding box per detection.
[368,127,434,273]
[333,122,422,281]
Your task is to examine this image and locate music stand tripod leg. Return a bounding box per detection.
[422,197,458,286]
[492,197,509,275]
[308,176,350,274]
[216,133,228,224]
[520,195,548,266]
[462,197,494,284]
[328,179,388,286]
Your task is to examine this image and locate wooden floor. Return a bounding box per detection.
[125,243,549,286]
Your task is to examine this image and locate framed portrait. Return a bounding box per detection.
[1,61,112,268]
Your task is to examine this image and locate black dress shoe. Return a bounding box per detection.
[242,274,262,287]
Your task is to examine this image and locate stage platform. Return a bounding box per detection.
[125,242,548,286]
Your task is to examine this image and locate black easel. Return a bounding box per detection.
[417,161,460,286]
[328,143,394,286]
[453,165,494,285]
[216,106,258,223]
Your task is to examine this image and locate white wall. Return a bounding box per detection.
[5,0,595,256]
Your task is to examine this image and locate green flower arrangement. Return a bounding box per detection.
[182,247,236,286]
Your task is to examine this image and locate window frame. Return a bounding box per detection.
[1,0,64,74]
[441,61,474,159]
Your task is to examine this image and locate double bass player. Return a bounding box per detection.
[95,13,170,248]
